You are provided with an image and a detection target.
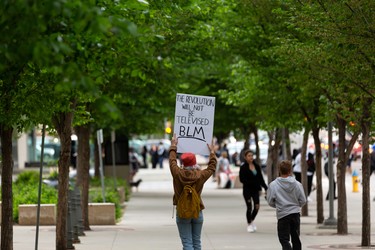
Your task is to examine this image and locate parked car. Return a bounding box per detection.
[129,139,145,155]
[128,139,146,168]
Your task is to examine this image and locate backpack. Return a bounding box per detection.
[307,159,316,172]
[177,184,200,219]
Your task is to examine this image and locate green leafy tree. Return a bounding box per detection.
[275,1,374,242]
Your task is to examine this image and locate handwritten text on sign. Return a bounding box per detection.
[174,93,215,155]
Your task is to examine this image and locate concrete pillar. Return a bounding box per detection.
[17,133,28,170]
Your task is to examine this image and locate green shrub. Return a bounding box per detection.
[90,177,130,202]
[14,171,40,185]
[12,171,58,223]
[89,177,130,221]
[89,187,123,220]
[47,170,59,180]
[2,171,129,223]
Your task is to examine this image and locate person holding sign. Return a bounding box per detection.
[169,133,217,250]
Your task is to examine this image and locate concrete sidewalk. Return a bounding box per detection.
[14,161,375,249]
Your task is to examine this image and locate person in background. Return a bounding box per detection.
[370,145,375,201]
[141,145,148,169]
[221,143,230,160]
[169,133,217,250]
[306,152,316,198]
[346,153,354,174]
[231,152,241,167]
[215,143,222,158]
[292,149,300,162]
[267,160,306,250]
[216,151,233,189]
[324,159,337,200]
[150,144,159,169]
[157,141,165,169]
[292,151,302,183]
[371,144,375,175]
[128,147,140,183]
[239,149,268,233]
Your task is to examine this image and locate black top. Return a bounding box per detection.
[239,161,268,192]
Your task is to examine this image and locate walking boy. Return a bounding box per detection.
[267,160,306,250]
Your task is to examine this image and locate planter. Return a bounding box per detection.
[88,203,116,225]
[17,202,116,225]
[18,204,56,225]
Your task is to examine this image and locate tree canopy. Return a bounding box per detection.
[1,0,374,249]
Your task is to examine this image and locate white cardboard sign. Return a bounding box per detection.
[173,93,215,155]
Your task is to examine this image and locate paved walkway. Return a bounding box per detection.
[13,160,375,249]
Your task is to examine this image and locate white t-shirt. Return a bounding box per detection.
[293,153,314,176]
[293,153,301,173]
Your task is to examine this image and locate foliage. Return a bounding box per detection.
[89,177,130,220]
[13,171,40,185]
[47,170,59,180]
[0,0,374,246]
[89,188,123,221]
[1,171,128,223]
[10,171,58,223]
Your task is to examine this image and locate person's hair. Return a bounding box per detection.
[243,149,254,157]
[221,151,228,158]
[279,160,292,175]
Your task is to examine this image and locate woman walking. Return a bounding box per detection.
[239,149,268,233]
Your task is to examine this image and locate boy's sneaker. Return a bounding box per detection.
[247,224,255,233]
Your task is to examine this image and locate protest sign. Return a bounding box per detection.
[174,93,215,155]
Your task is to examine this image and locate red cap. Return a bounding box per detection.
[181,153,196,167]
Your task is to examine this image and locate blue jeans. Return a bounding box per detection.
[158,156,164,169]
[176,211,203,250]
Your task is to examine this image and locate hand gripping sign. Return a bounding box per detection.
[173,93,215,156]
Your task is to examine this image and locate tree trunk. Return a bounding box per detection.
[301,128,309,216]
[267,129,282,183]
[336,115,359,235]
[336,116,348,234]
[273,129,282,181]
[1,125,14,250]
[53,111,74,250]
[76,124,91,231]
[361,98,372,246]
[312,126,324,223]
[285,128,292,160]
